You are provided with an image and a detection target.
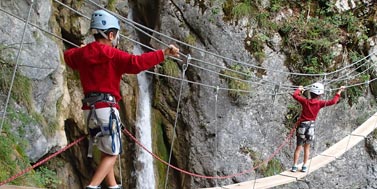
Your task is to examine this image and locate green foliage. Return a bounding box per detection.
[222,0,235,21]
[220,65,252,100]
[245,33,268,62]
[34,166,61,188]
[345,85,365,106]
[0,119,49,187]
[269,0,283,12]
[240,147,283,176]
[184,34,197,45]
[0,63,33,110]
[232,0,255,19]
[280,14,341,84]
[107,0,117,11]
[284,103,301,129]
[261,158,283,176]
[160,59,180,78]
[152,112,170,189]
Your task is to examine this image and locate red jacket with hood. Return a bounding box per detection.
[64,41,164,109]
[293,89,340,123]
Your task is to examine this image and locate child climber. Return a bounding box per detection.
[291,83,345,172]
[64,10,179,189]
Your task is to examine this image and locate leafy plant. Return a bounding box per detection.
[232,0,255,19]
[0,58,32,110]
[160,59,180,78]
[34,166,61,188]
[245,33,268,62]
[284,103,301,130]
[220,65,252,101]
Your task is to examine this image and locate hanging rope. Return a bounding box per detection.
[57,0,377,89]
[85,0,376,78]
[0,135,87,186]
[342,47,354,156]
[304,74,329,178]
[163,54,190,189]
[1,2,377,187]
[214,86,220,187]
[122,124,298,180]
[4,0,370,95]
[0,0,34,133]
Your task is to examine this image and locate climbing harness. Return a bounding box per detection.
[297,121,315,142]
[82,92,122,157]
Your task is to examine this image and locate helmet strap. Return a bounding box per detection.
[92,29,119,47]
[111,32,120,47]
[98,29,109,40]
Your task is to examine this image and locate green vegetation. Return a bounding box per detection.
[284,103,301,130]
[220,65,252,101]
[231,0,256,19]
[0,116,60,188]
[240,147,283,176]
[220,0,373,103]
[34,166,61,188]
[107,0,117,12]
[244,33,268,62]
[160,59,180,78]
[0,61,33,110]
[152,111,170,189]
[184,33,197,45]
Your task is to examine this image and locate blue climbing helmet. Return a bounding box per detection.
[90,10,120,31]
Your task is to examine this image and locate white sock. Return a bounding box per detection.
[86,186,100,189]
[108,185,120,189]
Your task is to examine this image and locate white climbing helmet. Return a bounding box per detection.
[90,10,120,31]
[309,82,324,95]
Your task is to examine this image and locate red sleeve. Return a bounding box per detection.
[114,50,165,74]
[64,48,79,70]
[292,89,306,104]
[319,93,340,107]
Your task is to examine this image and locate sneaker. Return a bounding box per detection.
[301,166,307,172]
[291,166,298,172]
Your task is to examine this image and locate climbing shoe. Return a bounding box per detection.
[301,166,307,172]
[291,166,298,172]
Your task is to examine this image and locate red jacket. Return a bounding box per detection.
[293,89,340,123]
[64,41,164,109]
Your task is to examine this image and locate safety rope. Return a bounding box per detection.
[0,0,34,133]
[85,0,375,78]
[122,122,297,179]
[163,55,190,189]
[304,73,331,178]
[55,0,377,90]
[1,1,374,95]
[0,1,374,185]
[343,49,353,156]
[214,86,220,187]
[0,135,87,186]
[343,81,354,157]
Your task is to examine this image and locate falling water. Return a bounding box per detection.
[134,44,155,189]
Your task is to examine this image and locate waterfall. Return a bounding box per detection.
[134,44,155,189]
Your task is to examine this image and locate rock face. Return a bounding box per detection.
[0,0,66,163]
[0,0,377,189]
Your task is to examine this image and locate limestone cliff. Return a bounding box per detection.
[0,0,376,189]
